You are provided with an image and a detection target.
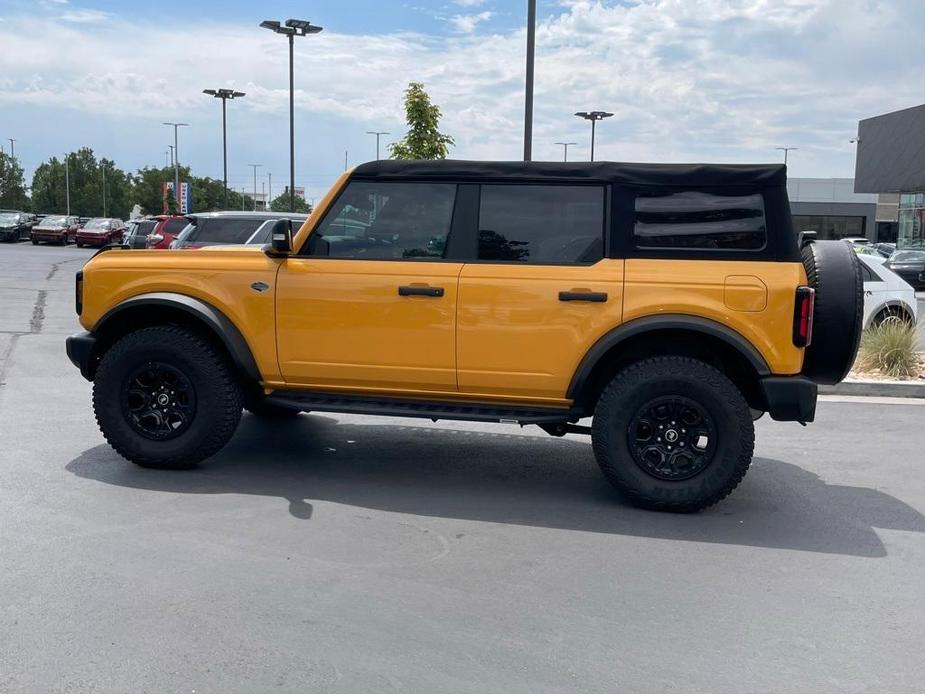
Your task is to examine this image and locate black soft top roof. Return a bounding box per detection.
[352,160,787,188]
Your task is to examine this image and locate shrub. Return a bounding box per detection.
[857,319,920,379]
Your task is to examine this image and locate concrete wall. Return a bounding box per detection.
[855,103,925,193]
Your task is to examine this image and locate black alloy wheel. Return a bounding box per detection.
[122,362,197,440]
[628,395,716,481]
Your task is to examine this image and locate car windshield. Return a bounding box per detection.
[42,216,67,226]
[890,251,925,262]
[0,213,21,224]
[83,219,111,230]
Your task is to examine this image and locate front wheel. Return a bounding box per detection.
[93,326,244,469]
[591,356,754,512]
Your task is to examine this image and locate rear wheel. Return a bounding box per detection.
[93,326,243,469]
[591,356,754,512]
[872,305,913,327]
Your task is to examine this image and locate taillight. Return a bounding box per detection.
[75,271,83,316]
[793,286,815,347]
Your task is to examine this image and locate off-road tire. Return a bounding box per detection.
[800,241,863,384]
[93,326,243,469]
[591,356,754,512]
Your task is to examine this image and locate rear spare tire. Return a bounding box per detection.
[800,241,863,385]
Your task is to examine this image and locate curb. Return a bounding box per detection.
[820,380,925,398]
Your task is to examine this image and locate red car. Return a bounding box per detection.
[145,215,190,249]
[75,218,125,248]
[31,215,81,245]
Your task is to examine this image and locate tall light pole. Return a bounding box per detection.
[249,164,262,211]
[7,138,14,160]
[241,187,246,211]
[776,147,798,166]
[523,0,536,161]
[163,122,188,208]
[574,111,613,162]
[260,18,324,213]
[101,160,107,217]
[64,153,70,216]
[268,172,272,209]
[555,141,577,162]
[167,144,175,169]
[164,150,170,168]
[366,131,389,160]
[203,88,245,209]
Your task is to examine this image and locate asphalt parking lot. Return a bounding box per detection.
[1,243,924,693]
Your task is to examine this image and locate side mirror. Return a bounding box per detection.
[267,218,292,257]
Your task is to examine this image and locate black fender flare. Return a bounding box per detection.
[93,292,261,383]
[566,314,771,400]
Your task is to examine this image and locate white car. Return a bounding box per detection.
[858,254,919,328]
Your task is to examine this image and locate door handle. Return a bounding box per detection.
[559,291,608,303]
[398,285,445,297]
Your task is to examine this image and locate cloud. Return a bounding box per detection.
[455,0,489,6]
[59,8,110,23]
[450,10,493,33]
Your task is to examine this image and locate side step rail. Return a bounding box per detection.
[265,390,577,426]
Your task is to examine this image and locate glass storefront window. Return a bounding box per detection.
[897,191,925,249]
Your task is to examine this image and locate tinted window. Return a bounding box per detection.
[309,181,457,260]
[164,218,188,235]
[635,191,766,250]
[860,263,879,282]
[133,221,157,237]
[477,185,604,264]
[192,218,264,244]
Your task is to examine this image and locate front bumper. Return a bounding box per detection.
[759,376,817,423]
[66,331,97,381]
[0,228,20,241]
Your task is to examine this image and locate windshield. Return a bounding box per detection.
[0,213,21,224]
[42,216,68,226]
[83,219,111,230]
[890,251,925,262]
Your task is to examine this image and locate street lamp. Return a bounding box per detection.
[163,122,189,208]
[524,0,537,161]
[7,138,14,160]
[260,17,324,212]
[366,131,390,161]
[574,111,613,162]
[776,147,798,165]
[203,88,246,209]
[248,164,262,211]
[555,141,577,162]
[64,153,70,216]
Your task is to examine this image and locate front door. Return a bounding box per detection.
[276,180,463,394]
[456,183,623,402]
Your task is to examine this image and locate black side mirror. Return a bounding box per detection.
[267,218,292,257]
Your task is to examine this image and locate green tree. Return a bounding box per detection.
[389,82,454,160]
[31,148,132,218]
[269,191,313,213]
[0,152,30,210]
[133,166,191,215]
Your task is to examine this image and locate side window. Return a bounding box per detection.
[634,191,766,250]
[860,263,880,283]
[477,185,604,264]
[308,181,457,260]
[164,218,188,235]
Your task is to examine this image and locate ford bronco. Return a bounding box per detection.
[66,161,863,512]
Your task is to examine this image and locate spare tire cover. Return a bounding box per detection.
[800,241,863,385]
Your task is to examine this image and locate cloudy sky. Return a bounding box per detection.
[1,0,922,202]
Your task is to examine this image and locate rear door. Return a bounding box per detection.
[456,184,623,402]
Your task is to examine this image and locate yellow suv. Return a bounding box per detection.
[66,161,863,512]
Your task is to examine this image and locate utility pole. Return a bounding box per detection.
[366,132,389,161]
[163,122,188,208]
[261,181,266,211]
[101,161,107,217]
[64,154,70,216]
[249,164,262,211]
[555,141,577,162]
[776,147,798,166]
[268,172,272,209]
[523,0,536,161]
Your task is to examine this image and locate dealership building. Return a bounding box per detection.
[787,178,877,241]
[854,103,925,248]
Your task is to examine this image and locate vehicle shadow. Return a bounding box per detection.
[66,414,925,558]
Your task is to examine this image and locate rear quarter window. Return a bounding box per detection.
[634,191,767,251]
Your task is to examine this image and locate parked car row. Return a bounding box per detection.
[0,210,127,247]
[845,237,925,290]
